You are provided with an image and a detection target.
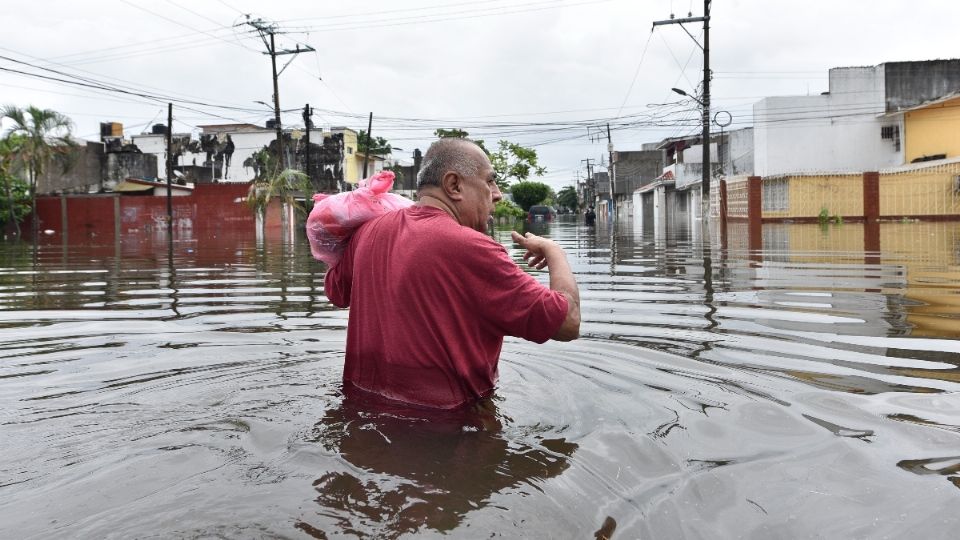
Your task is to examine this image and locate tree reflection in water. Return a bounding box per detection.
[297,385,578,538]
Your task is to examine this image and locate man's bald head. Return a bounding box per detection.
[416,138,487,191]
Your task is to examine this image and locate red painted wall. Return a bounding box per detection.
[34,183,258,240]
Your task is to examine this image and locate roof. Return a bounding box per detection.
[115,178,193,193]
[355,151,386,161]
[655,135,700,150]
[635,171,675,194]
[198,123,266,133]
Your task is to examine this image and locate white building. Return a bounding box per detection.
[752,60,960,176]
[754,65,900,176]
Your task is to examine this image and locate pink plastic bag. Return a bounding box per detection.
[306,170,414,266]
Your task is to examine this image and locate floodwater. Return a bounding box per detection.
[1,218,959,539]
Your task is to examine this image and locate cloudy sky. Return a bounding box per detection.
[2,0,959,190]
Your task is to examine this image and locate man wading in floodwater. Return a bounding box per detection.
[324,138,580,409]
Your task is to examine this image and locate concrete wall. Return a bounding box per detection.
[747,160,960,220]
[724,127,754,176]
[36,141,103,194]
[762,173,864,220]
[754,65,903,176]
[904,95,960,162]
[885,59,960,112]
[614,150,662,194]
[36,142,157,195]
[879,160,960,217]
[33,183,255,240]
[101,151,158,190]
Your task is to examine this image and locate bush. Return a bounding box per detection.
[493,199,525,219]
[0,174,30,227]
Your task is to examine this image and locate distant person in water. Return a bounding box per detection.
[324,138,581,409]
[585,206,596,226]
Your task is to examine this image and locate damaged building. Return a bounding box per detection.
[132,122,354,193]
[36,122,157,195]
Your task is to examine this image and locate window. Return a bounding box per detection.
[762,178,789,211]
[881,125,901,152]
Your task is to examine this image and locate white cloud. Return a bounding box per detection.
[2,0,959,191]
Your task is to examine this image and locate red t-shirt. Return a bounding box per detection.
[324,205,569,409]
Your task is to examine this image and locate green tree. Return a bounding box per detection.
[1,105,76,238]
[490,140,546,191]
[493,199,525,219]
[434,128,488,155]
[357,130,392,156]
[383,164,405,185]
[434,128,470,139]
[0,136,30,236]
[557,185,578,213]
[510,181,550,211]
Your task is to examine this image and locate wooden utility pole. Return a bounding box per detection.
[653,0,712,205]
[165,103,173,230]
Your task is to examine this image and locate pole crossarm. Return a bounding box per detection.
[241,18,316,173]
[652,16,707,27]
[267,44,317,56]
[652,17,707,49]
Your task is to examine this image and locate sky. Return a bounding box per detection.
[2,0,960,191]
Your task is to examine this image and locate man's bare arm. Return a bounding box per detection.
[511,231,581,341]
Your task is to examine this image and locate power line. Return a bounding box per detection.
[616,30,655,119]
[0,46,264,113]
[281,0,617,33]
[0,54,265,114]
[119,0,257,55]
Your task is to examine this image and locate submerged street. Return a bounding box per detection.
[1,218,958,537]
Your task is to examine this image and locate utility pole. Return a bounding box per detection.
[362,112,373,179]
[165,103,173,230]
[606,123,615,221]
[242,18,315,171]
[269,32,283,166]
[653,0,712,213]
[303,103,313,189]
[581,158,595,210]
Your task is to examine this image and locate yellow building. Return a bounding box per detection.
[903,93,960,164]
[332,127,361,184]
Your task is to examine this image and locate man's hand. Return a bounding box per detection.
[511,230,558,269]
[511,230,581,341]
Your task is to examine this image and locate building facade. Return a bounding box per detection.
[754,59,960,176]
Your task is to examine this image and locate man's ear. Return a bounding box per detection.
[441,171,464,201]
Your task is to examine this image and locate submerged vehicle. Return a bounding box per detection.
[527,205,557,223]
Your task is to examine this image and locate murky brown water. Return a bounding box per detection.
[2,218,959,538]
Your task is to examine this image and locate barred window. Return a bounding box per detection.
[762,178,789,211]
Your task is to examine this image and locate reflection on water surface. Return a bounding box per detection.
[1,219,959,538]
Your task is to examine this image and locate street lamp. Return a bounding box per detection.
[672,87,704,106]
[672,86,712,221]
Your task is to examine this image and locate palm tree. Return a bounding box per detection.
[1,105,76,239]
[247,167,312,238]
